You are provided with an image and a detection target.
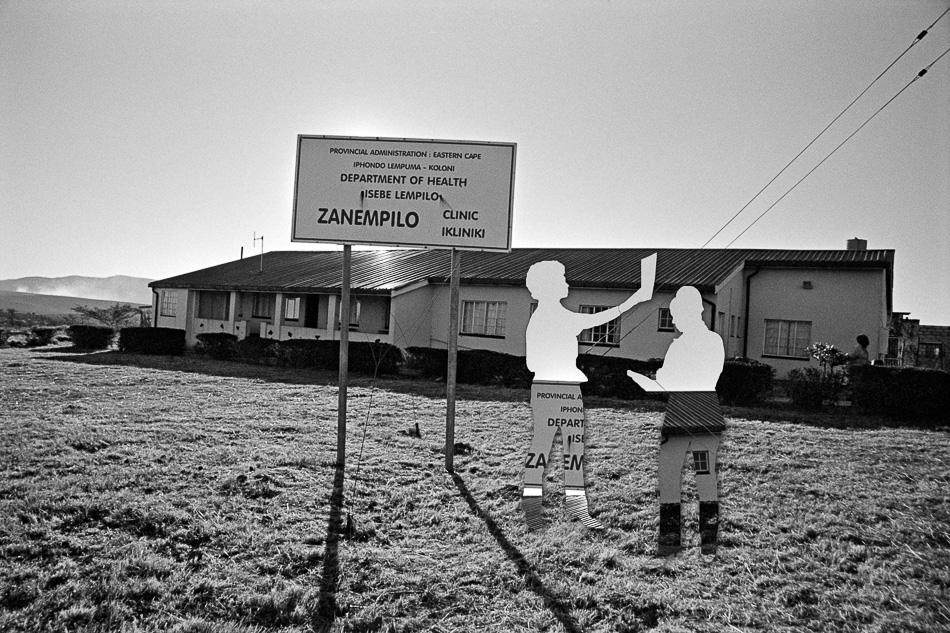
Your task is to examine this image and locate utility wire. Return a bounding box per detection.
[701,9,944,249]
[586,9,950,447]
[724,47,949,248]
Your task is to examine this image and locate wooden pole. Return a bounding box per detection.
[445,248,461,472]
[337,244,351,469]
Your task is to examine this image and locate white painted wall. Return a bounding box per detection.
[390,283,436,350]
[745,267,888,378]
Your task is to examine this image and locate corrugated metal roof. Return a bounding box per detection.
[150,247,894,294]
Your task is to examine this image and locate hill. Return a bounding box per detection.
[0,290,144,316]
[0,275,153,304]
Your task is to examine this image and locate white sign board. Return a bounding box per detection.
[292,136,515,251]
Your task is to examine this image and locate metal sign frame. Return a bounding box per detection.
[291,135,516,252]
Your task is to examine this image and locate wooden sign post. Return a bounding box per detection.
[444,248,461,473]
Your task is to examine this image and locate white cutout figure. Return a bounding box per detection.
[521,254,656,531]
[627,285,726,555]
[526,255,656,382]
[626,286,724,392]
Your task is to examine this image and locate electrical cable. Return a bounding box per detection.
[702,8,945,249]
[724,49,948,249]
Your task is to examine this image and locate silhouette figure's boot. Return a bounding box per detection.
[699,501,719,555]
[521,487,547,531]
[658,502,682,555]
[565,492,604,531]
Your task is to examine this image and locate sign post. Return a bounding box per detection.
[292,135,515,478]
[444,248,461,472]
[337,244,351,469]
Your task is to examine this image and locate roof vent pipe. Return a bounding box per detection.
[847,237,867,251]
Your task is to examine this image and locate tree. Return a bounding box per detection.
[71,303,142,328]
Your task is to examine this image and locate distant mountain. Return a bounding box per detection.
[0,275,153,304]
[0,290,142,316]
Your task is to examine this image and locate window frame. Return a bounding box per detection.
[692,450,710,474]
[197,291,229,321]
[159,290,178,317]
[762,319,812,359]
[578,305,621,347]
[460,300,508,338]
[284,295,301,321]
[252,293,275,319]
[657,307,675,332]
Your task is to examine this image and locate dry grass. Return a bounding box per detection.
[1,345,948,632]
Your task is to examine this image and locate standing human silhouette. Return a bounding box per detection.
[627,285,725,554]
[522,253,656,530]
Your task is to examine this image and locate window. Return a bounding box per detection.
[763,319,811,358]
[692,450,710,474]
[335,297,361,327]
[252,293,275,319]
[730,315,741,338]
[919,342,943,359]
[887,336,901,359]
[658,307,674,332]
[717,311,726,336]
[579,305,620,346]
[382,298,391,333]
[461,300,507,337]
[284,296,301,321]
[198,292,229,320]
[160,291,178,317]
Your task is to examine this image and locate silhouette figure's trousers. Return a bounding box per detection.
[523,381,586,492]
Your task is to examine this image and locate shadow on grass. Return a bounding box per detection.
[313,459,346,633]
[450,472,584,633]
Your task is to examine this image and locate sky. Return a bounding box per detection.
[2,1,949,323]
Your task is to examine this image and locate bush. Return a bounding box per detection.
[405,347,448,378]
[716,358,775,405]
[850,365,950,421]
[119,327,186,355]
[275,339,403,375]
[2,330,30,348]
[577,355,665,400]
[235,336,280,365]
[29,326,60,347]
[405,348,532,387]
[787,367,846,409]
[457,349,533,388]
[275,339,333,369]
[349,341,403,375]
[195,333,238,360]
[67,325,115,350]
[406,347,669,397]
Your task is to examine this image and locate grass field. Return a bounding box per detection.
[1,345,948,632]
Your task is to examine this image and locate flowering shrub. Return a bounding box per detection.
[787,342,849,407]
[807,342,849,372]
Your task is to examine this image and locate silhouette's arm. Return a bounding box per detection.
[573,253,659,329]
[627,370,666,393]
[616,253,657,313]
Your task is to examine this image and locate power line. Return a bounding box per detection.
[701,8,946,249]
[724,47,949,248]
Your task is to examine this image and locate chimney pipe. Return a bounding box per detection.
[847,237,867,251]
